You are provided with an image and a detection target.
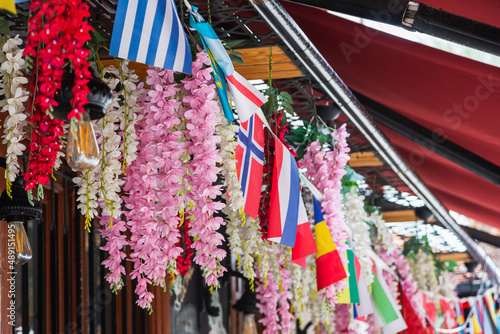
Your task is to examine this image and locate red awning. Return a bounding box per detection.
[283,2,500,228]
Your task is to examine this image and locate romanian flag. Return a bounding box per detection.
[313,197,347,291]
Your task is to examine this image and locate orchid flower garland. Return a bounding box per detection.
[300,124,350,306]
[124,66,185,310]
[0,36,29,195]
[24,0,93,195]
[216,116,245,265]
[180,51,226,289]
[277,249,295,334]
[256,269,281,334]
[343,188,374,290]
[100,62,143,223]
[372,211,420,310]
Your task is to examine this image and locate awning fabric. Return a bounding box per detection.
[283,2,500,228]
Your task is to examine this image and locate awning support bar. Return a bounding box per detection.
[249,0,500,283]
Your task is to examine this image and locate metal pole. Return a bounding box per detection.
[249,0,500,283]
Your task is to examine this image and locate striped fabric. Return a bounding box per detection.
[291,192,317,267]
[267,134,301,247]
[312,197,347,291]
[110,0,192,74]
[235,113,265,219]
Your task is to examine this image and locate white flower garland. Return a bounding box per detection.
[0,35,28,193]
[369,210,396,254]
[343,188,374,289]
[216,116,246,270]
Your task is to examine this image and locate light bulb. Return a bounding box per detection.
[66,113,100,171]
[8,221,32,265]
[242,314,258,334]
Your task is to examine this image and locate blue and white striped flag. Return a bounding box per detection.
[110,0,192,74]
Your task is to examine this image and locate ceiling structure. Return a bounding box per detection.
[4,0,500,272]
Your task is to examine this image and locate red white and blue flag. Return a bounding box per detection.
[235,113,265,219]
[267,135,301,247]
[110,0,192,74]
[292,192,318,267]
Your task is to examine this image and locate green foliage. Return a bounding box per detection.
[0,17,11,36]
[341,165,364,198]
[403,235,432,258]
[287,121,332,159]
[434,259,459,278]
[223,39,245,64]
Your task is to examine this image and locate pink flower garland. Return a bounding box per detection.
[300,124,350,305]
[180,51,226,288]
[123,67,185,310]
[256,270,281,333]
[278,255,295,334]
[99,212,128,292]
[335,304,356,334]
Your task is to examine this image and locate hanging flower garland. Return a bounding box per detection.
[256,269,282,334]
[181,51,226,289]
[123,66,186,310]
[343,188,374,290]
[216,115,246,268]
[277,249,295,334]
[23,0,94,196]
[99,61,143,224]
[0,35,29,195]
[300,124,350,305]
[99,212,128,292]
[372,211,420,310]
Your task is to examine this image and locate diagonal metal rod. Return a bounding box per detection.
[249,0,500,283]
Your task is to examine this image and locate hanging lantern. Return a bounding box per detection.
[0,158,42,265]
[53,68,113,171]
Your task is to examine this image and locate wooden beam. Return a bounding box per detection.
[233,46,303,80]
[382,210,435,223]
[100,46,304,83]
[349,151,383,167]
[435,252,471,263]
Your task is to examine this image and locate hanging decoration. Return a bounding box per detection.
[343,188,374,290]
[0,35,29,196]
[24,0,94,196]
[181,51,226,289]
[300,124,350,306]
[123,65,186,310]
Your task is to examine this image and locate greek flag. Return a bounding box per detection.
[110,0,192,74]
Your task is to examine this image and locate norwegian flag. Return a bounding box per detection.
[235,113,265,219]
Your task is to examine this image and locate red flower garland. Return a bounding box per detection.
[175,217,193,276]
[259,110,299,237]
[23,0,93,192]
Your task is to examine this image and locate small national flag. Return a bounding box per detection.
[110,0,192,74]
[440,298,457,329]
[189,7,267,123]
[485,293,499,332]
[454,300,466,334]
[337,247,352,304]
[313,197,347,291]
[291,191,317,267]
[235,113,264,219]
[354,271,374,318]
[268,135,301,247]
[371,270,399,326]
[402,292,427,334]
[190,8,233,122]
